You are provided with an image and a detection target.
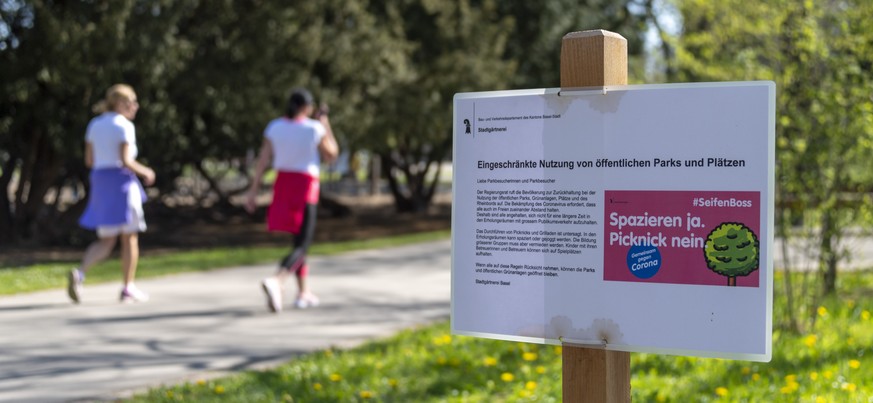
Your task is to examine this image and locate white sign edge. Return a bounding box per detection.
[450,80,777,362]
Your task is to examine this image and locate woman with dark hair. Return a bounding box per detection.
[245,88,339,313]
[70,84,155,303]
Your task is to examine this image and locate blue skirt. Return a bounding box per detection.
[79,168,147,230]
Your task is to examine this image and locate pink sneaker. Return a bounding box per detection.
[120,285,149,303]
[294,292,320,309]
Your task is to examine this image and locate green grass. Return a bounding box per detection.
[127,270,873,402]
[0,230,450,296]
[5,234,870,401]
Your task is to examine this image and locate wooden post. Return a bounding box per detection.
[560,29,631,403]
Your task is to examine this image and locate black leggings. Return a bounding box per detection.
[279,203,317,273]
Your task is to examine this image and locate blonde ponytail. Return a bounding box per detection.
[92,84,136,114]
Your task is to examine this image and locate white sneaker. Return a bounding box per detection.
[294,292,320,309]
[120,285,149,303]
[261,278,283,313]
[67,269,84,304]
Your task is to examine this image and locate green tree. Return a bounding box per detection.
[672,0,873,295]
[671,0,873,330]
[362,0,515,212]
[497,0,649,88]
[704,223,760,286]
[0,1,411,243]
[0,0,196,244]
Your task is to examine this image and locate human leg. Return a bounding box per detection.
[120,232,139,285]
[81,236,118,272]
[293,263,319,308]
[262,204,318,311]
[68,236,117,303]
[119,232,149,302]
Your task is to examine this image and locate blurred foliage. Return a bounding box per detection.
[0,0,649,242]
[670,0,873,323]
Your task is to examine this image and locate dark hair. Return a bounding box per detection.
[285,88,314,117]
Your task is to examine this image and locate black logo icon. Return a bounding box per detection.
[463,119,471,134]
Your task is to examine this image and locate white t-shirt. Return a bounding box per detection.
[264,117,326,176]
[86,112,138,169]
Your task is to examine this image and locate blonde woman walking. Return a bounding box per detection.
[69,84,155,303]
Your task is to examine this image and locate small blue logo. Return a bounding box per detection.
[626,243,661,279]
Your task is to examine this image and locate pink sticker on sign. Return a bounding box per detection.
[604,190,761,287]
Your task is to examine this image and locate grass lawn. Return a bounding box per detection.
[125,270,872,402]
[3,233,870,402]
[0,230,450,296]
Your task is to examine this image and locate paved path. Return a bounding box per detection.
[0,240,451,403]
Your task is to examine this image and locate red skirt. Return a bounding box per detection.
[267,171,319,234]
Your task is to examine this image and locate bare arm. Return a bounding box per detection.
[245,138,273,213]
[318,115,339,164]
[120,143,155,186]
[85,142,94,168]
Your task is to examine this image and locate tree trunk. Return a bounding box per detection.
[728,276,736,287]
[819,207,838,295]
[14,128,63,242]
[777,207,800,332]
[380,152,437,213]
[0,155,17,244]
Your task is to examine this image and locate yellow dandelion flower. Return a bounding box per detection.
[779,386,793,394]
[817,306,827,317]
[715,387,728,397]
[784,374,797,382]
[359,390,374,399]
[815,397,826,403]
[862,310,870,320]
[313,383,323,391]
[518,390,532,398]
[501,372,514,382]
[741,367,751,375]
[483,357,498,366]
[433,334,453,346]
[752,373,760,381]
[388,379,399,388]
[554,346,563,355]
[165,391,174,398]
[841,382,857,392]
[535,365,546,374]
[526,381,537,391]
[809,372,818,381]
[522,352,538,361]
[849,359,861,369]
[214,385,225,394]
[803,335,817,348]
[329,373,342,382]
[196,379,206,386]
[656,394,667,403]
[823,370,833,379]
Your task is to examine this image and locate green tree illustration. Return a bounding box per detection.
[704,223,760,286]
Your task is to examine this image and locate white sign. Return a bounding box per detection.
[451,82,775,361]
